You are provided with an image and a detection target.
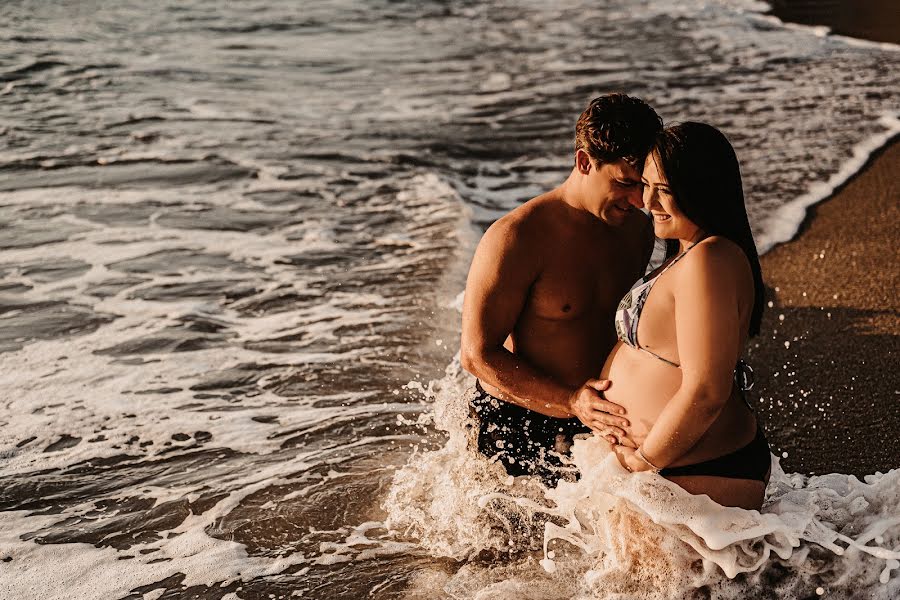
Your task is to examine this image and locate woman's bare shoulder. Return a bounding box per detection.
[679,236,751,282]
[691,236,746,263]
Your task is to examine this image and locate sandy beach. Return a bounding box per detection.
[768,0,900,44]
[749,140,899,476]
[750,3,899,476]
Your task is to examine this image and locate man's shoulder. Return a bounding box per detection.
[486,192,560,240]
[471,197,550,280]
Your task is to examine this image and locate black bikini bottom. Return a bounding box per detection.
[470,381,591,485]
[659,425,771,482]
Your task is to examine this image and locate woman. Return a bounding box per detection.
[598,122,770,510]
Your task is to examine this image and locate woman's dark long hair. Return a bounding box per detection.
[652,122,765,337]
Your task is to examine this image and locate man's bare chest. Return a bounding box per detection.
[526,253,637,321]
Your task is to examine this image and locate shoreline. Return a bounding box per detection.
[748,139,900,477]
[767,0,900,45]
[756,117,900,254]
[747,0,900,477]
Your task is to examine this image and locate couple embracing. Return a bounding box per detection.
[460,94,771,511]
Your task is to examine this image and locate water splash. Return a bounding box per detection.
[385,369,900,599]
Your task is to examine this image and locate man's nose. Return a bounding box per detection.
[626,187,644,209]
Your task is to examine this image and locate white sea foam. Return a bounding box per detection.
[0,456,313,600]
[756,113,900,254]
[0,166,469,596]
[384,370,900,599]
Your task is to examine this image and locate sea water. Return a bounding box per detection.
[0,0,898,598]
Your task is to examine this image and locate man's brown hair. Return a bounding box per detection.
[575,94,663,167]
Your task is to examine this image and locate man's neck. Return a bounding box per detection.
[557,168,590,214]
[557,168,615,229]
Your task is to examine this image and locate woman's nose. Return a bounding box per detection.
[643,186,657,210]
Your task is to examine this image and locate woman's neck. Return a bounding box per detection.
[678,230,706,252]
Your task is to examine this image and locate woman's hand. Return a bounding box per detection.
[568,379,638,447]
[613,444,654,473]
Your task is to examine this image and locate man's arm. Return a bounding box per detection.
[460,215,629,434]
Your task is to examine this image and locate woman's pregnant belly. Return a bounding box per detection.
[600,341,758,466]
[599,342,682,444]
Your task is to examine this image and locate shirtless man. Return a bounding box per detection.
[460,94,662,481]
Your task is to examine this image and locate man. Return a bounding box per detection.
[460,94,662,482]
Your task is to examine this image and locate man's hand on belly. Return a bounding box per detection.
[567,379,637,447]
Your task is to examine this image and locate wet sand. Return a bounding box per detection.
[749,0,900,477]
[748,139,900,476]
[768,0,900,44]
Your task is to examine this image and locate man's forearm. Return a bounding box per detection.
[463,347,575,418]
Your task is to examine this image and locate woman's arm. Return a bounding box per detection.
[618,239,750,471]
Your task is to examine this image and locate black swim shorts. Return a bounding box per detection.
[470,381,592,485]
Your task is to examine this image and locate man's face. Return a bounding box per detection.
[581,156,644,226]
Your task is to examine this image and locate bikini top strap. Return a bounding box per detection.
[662,241,699,273]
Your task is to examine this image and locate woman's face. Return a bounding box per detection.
[641,153,703,242]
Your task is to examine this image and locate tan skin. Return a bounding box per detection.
[460,149,653,441]
[604,153,769,510]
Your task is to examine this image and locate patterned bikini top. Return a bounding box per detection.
[614,243,696,367]
[613,241,754,390]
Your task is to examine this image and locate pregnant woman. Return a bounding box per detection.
[598,122,771,510]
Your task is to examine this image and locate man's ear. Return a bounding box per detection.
[575,149,593,175]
